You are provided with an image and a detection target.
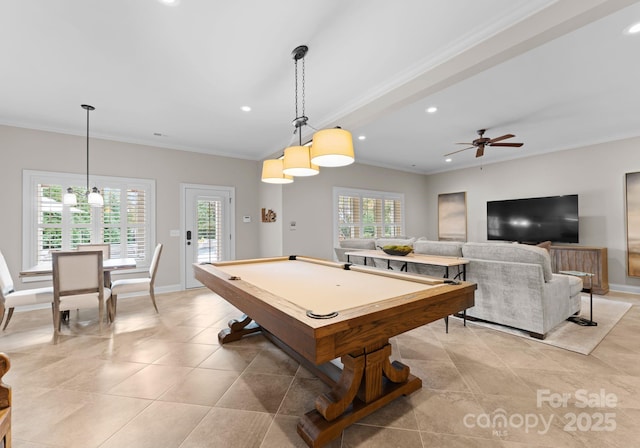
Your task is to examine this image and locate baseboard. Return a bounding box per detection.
[113,283,182,300]
[10,284,184,313]
[609,283,640,295]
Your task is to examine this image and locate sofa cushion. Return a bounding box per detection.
[568,275,583,296]
[339,238,376,250]
[413,240,463,257]
[462,242,554,282]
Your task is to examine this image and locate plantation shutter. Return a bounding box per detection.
[36,184,64,263]
[338,195,361,239]
[26,171,154,269]
[124,187,147,261]
[335,188,404,243]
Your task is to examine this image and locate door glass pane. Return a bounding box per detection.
[197,199,222,263]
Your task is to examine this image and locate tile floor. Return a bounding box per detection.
[1,289,639,448]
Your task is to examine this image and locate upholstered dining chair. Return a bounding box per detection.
[52,250,111,335]
[76,243,111,260]
[0,250,53,331]
[109,243,162,319]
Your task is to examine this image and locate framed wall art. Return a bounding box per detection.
[438,192,467,241]
[626,172,640,277]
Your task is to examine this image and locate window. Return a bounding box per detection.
[197,198,223,263]
[23,170,155,269]
[334,187,404,243]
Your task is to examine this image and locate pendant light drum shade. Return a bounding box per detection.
[261,159,294,184]
[310,128,355,167]
[283,146,319,176]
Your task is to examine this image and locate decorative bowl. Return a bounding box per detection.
[379,245,413,256]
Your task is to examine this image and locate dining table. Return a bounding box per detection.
[20,257,137,287]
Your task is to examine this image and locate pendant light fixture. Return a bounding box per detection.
[63,104,102,206]
[82,104,103,207]
[261,45,354,183]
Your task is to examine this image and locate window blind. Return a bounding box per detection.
[335,188,405,243]
[25,171,155,269]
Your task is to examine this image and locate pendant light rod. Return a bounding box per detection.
[291,45,308,133]
[81,104,95,193]
[81,104,103,207]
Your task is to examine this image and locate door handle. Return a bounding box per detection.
[186,230,192,245]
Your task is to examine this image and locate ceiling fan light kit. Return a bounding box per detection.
[261,45,354,183]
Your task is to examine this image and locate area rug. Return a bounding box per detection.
[462,295,632,355]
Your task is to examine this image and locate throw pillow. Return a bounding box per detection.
[536,241,552,252]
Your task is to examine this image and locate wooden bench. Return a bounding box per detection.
[0,353,11,448]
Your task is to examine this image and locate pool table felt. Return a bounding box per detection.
[209,257,447,316]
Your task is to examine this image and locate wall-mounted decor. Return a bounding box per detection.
[261,208,277,223]
[438,192,467,241]
[626,172,640,277]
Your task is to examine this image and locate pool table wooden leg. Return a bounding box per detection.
[297,341,422,447]
[217,314,262,344]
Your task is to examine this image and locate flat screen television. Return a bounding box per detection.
[487,195,579,243]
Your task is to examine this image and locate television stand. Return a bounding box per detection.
[550,246,608,295]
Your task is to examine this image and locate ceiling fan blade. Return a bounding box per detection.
[488,134,514,144]
[444,146,474,157]
[475,145,485,158]
[455,142,474,145]
[489,142,523,147]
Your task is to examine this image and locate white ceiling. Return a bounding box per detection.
[1,0,639,174]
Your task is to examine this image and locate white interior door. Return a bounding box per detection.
[183,185,234,289]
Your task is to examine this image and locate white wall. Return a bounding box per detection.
[258,182,284,257]
[424,136,640,292]
[0,125,261,291]
[280,163,430,260]
[3,124,639,293]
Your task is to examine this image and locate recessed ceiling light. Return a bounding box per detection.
[241,106,251,112]
[445,158,452,163]
[426,106,438,114]
[624,21,640,35]
[358,135,366,140]
[158,0,180,5]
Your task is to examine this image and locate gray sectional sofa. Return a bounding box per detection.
[335,238,582,339]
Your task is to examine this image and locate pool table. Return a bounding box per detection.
[193,256,476,447]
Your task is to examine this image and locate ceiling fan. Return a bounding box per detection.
[445,129,523,158]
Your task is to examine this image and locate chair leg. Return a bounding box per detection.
[111,294,118,319]
[2,308,14,331]
[149,288,159,313]
[106,298,112,324]
[98,298,104,332]
[52,303,61,335]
